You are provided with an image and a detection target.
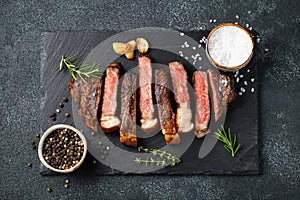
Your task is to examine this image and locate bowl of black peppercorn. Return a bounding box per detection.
[38,124,87,173]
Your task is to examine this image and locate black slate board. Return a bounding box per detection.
[40,30,259,175]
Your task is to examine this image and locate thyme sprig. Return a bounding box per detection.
[135,146,181,167]
[214,126,241,157]
[54,55,103,84]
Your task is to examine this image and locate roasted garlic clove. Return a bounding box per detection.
[125,40,136,59]
[113,42,131,55]
[136,38,149,54]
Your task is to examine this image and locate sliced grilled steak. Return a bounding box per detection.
[120,72,137,147]
[68,77,103,133]
[100,62,121,133]
[193,71,210,138]
[155,69,180,144]
[168,61,194,133]
[208,69,235,122]
[138,56,158,132]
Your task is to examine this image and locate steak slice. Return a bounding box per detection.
[155,69,180,144]
[208,69,236,122]
[120,72,137,147]
[193,71,210,138]
[168,61,194,133]
[138,56,158,132]
[68,77,103,133]
[100,62,121,133]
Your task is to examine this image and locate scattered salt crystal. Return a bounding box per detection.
[198,57,202,61]
[184,56,189,60]
[251,78,255,82]
[198,44,202,48]
[192,46,196,50]
[240,87,246,93]
[181,45,185,48]
[265,48,269,52]
[236,77,240,83]
[248,10,252,14]
[257,38,261,43]
[251,88,255,92]
[213,19,217,22]
[249,27,253,30]
[179,51,183,54]
[247,69,250,73]
[195,53,200,57]
[180,32,184,36]
[234,22,239,24]
[209,19,213,22]
[235,15,239,19]
[244,81,248,85]
[198,66,202,69]
[246,23,249,28]
[239,74,244,78]
[200,27,203,30]
[180,54,184,57]
[238,92,243,96]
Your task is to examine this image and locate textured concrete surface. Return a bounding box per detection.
[0,0,299,199]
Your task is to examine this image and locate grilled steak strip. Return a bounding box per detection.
[155,70,180,144]
[168,61,194,133]
[100,62,121,132]
[208,69,236,122]
[68,77,103,133]
[193,71,210,138]
[138,56,158,132]
[120,72,137,147]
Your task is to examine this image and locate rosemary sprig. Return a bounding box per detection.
[54,55,103,84]
[135,146,181,167]
[214,126,241,157]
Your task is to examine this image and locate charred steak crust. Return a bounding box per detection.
[155,69,180,144]
[208,69,236,122]
[193,71,211,138]
[68,77,103,133]
[120,72,137,147]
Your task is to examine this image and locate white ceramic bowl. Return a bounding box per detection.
[38,124,88,173]
[206,23,254,71]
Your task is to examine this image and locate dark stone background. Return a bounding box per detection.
[0,0,299,199]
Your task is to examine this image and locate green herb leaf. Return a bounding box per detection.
[214,126,241,157]
[55,55,103,84]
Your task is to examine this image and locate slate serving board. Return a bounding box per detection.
[40,30,259,175]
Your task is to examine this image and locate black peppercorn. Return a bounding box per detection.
[30,140,35,145]
[36,133,40,138]
[62,97,68,102]
[27,162,32,167]
[59,103,64,108]
[65,113,70,118]
[47,187,52,193]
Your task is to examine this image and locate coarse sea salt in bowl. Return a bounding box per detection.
[206,23,254,71]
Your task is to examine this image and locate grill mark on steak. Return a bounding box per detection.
[193,71,210,138]
[138,56,158,132]
[155,69,180,144]
[120,72,137,147]
[168,61,194,133]
[100,62,121,133]
[68,77,103,133]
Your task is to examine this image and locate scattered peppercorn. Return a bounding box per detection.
[63,97,68,102]
[92,160,97,165]
[59,103,64,108]
[56,109,60,113]
[50,113,56,118]
[47,187,52,193]
[32,145,36,149]
[51,117,56,121]
[27,162,32,167]
[65,113,70,118]
[36,133,40,138]
[65,179,69,184]
[30,140,35,145]
[64,184,69,188]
